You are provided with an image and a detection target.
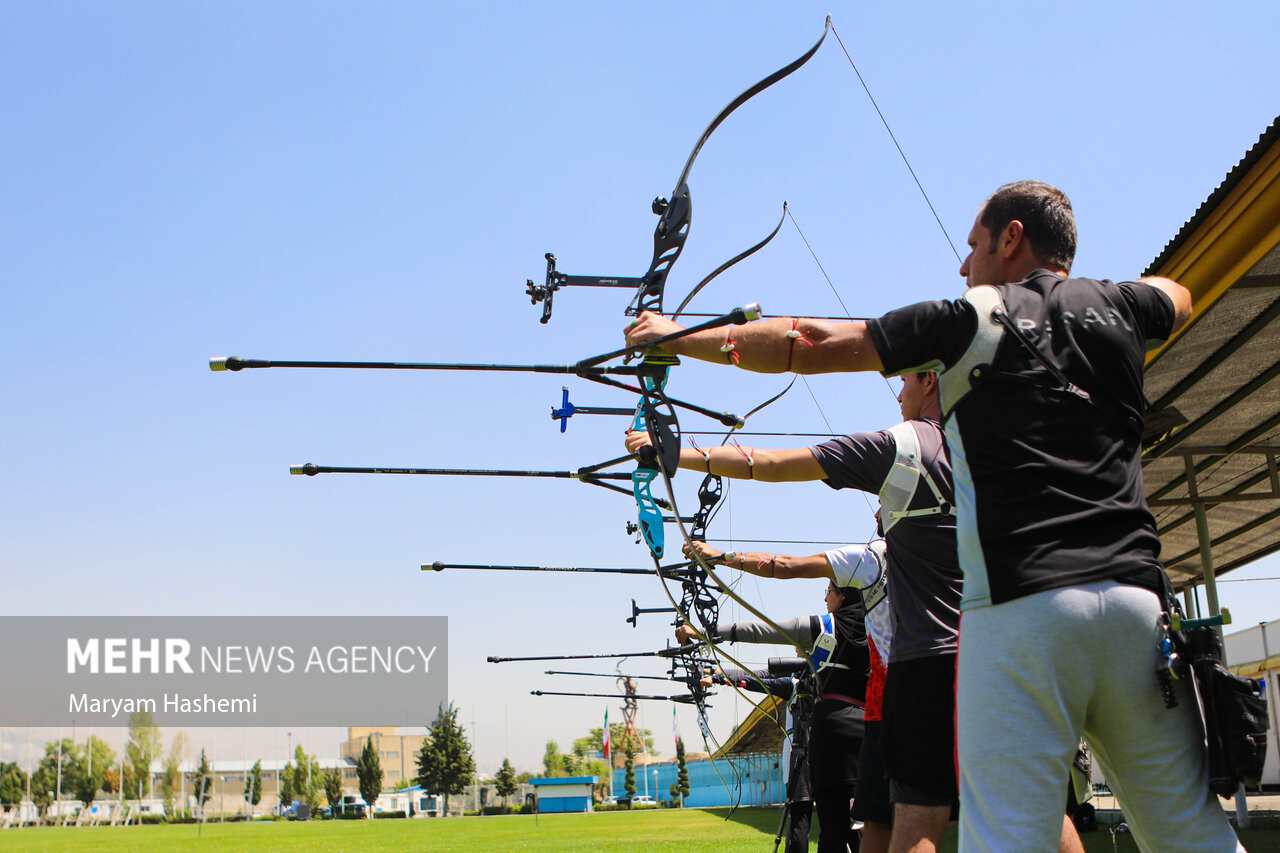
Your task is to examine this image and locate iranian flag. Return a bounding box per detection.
[673,705,681,747]
[603,708,610,759]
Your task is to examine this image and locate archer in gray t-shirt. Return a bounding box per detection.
[811,417,959,663]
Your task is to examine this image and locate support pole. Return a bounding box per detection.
[1185,455,1248,825]
[1184,457,1225,630]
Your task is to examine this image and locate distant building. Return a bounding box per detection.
[529,776,597,813]
[339,726,431,791]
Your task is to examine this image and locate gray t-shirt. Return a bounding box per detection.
[811,419,960,662]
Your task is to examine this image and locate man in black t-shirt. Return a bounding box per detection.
[623,181,1243,853]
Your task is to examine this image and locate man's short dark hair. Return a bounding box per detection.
[980,181,1077,273]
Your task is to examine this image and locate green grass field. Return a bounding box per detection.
[0,809,1276,853]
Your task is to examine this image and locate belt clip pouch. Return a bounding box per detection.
[1157,569,1268,796]
[1187,626,1269,796]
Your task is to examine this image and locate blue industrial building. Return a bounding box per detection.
[530,776,598,813]
[612,754,783,808]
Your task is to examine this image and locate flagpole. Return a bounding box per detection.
[603,707,611,799]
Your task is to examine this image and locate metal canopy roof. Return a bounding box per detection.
[1142,116,1280,590]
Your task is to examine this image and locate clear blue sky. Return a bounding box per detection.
[3,1,1278,775]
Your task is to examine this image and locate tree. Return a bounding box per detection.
[494,759,518,808]
[245,760,263,810]
[541,741,562,777]
[125,711,162,800]
[672,738,690,806]
[278,762,294,812]
[160,756,180,817]
[623,744,636,804]
[193,750,213,814]
[294,745,323,813]
[416,702,476,817]
[162,732,188,817]
[323,768,343,815]
[1,762,29,808]
[120,762,137,801]
[355,736,382,819]
[72,736,115,807]
[31,739,79,809]
[101,765,120,797]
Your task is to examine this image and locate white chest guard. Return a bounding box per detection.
[938,285,1005,420]
[879,421,955,533]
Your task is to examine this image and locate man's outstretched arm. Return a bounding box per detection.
[624,430,827,482]
[625,313,884,374]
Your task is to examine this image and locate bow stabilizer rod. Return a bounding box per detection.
[545,670,687,682]
[531,690,705,704]
[423,560,724,589]
[425,561,662,576]
[210,350,750,429]
[209,304,758,376]
[291,463,630,480]
[291,457,676,509]
[487,643,705,664]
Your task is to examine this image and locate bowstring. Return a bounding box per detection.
[828,22,962,265]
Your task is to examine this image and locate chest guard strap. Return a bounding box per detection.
[939,285,1005,419]
[880,421,954,533]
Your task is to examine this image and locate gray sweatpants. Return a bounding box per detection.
[956,580,1245,853]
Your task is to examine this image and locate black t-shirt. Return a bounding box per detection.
[867,272,1175,608]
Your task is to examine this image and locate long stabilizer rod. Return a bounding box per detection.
[290,462,673,509]
[531,690,701,704]
[210,356,604,374]
[546,670,684,682]
[488,644,703,664]
[425,561,666,576]
[210,305,765,430]
[425,561,728,596]
[214,355,744,429]
[208,305,760,377]
[291,464,629,479]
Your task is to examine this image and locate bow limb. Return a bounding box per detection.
[671,18,831,193]
[670,202,787,322]
[626,17,832,320]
